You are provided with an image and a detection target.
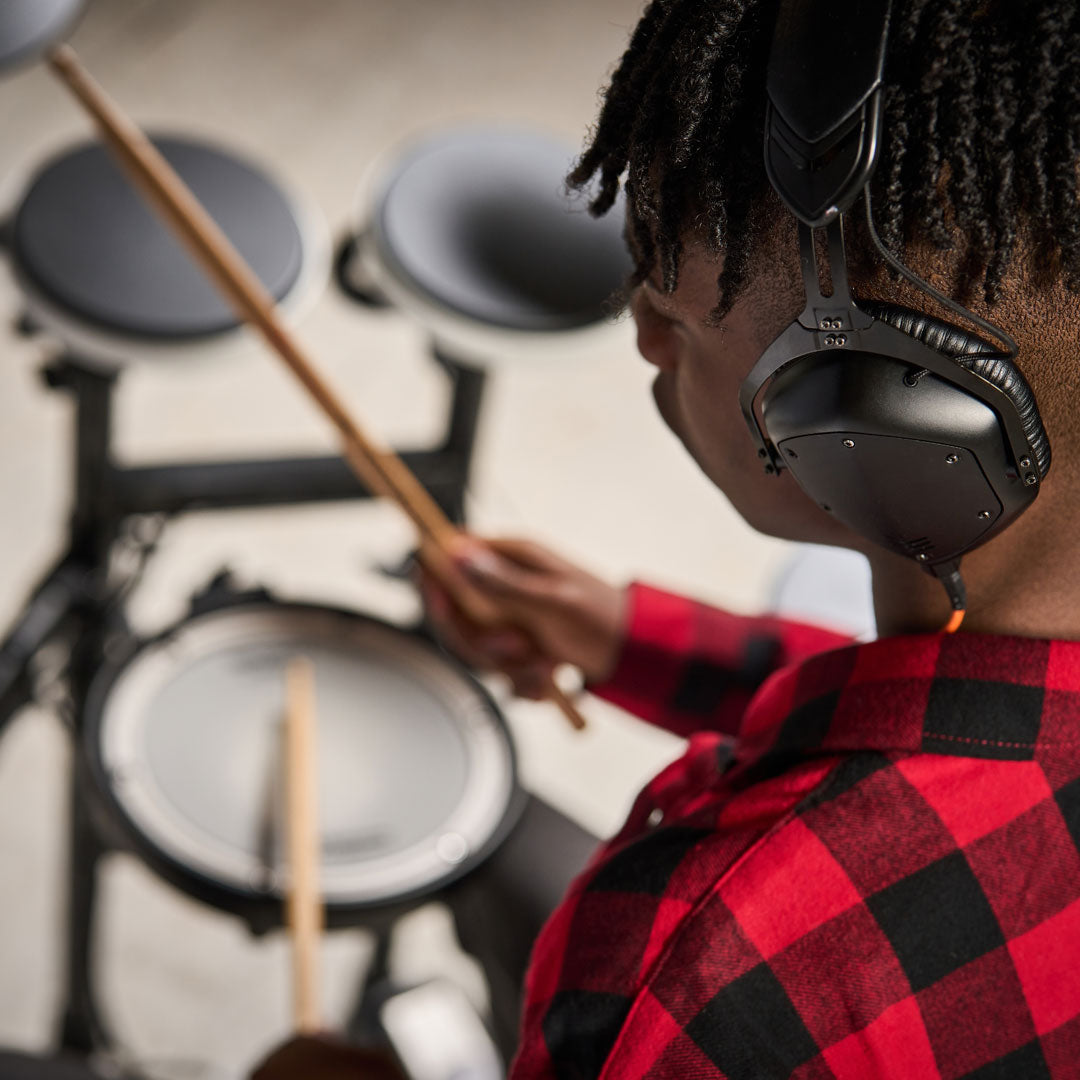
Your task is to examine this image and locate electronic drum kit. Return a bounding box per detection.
[0,2,630,1076]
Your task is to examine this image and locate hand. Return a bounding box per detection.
[249,1034,407,1080]
[420,537,628,698]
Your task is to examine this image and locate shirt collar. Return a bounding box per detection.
[738,631,1080,767]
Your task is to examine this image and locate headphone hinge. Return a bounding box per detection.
[797,219,874,334]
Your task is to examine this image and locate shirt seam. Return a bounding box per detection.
[922,732,1038,749]
[738,735,1080,767]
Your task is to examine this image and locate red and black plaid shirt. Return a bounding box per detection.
[510,583,1080,1079]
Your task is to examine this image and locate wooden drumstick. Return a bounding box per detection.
[284,655,323,1034]
[45,44,586,732]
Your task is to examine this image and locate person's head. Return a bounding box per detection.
[570,0,1080,554]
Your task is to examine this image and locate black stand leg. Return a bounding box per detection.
[0,557,87,737]
[51,360,121,1052]
[435,352,487,525]
[445,795,599,1065]
[346,923,395,1044]
[58,770,113,1052]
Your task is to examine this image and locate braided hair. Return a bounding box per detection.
[569,0,1080,315]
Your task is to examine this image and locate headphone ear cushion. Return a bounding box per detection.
[859,300,999,359]
[859,300,1051,479]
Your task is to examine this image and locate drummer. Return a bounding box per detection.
[258,0,1080,1076]
[427,2,1080,1078]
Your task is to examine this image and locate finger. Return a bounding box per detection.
[450,542,565,606]
[452,535,576,580]
[483,537,576,574]
[475,627,535,662]
[458,626,543,669]
[503,659,556,701]
[422,571,517,649]
[430,611,503,671]
[425,589,543,673]
[419,572,452,624]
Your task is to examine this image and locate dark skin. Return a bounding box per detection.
[249,1034,407,1080]
[425,222,1080,685]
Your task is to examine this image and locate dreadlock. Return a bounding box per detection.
[569,0,1080,314]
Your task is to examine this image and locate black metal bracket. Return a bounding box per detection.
[0,343,488,1054]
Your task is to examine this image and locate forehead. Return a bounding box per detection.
[632,207,802,317]
[647,238,802,326]
[644,246,725,312]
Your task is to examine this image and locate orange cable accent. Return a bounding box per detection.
[943,609,966,634]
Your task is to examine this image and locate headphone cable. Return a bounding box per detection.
[863,189,1019,358]
[931,561,967,633]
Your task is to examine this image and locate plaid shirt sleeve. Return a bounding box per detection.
[587,582,853,739]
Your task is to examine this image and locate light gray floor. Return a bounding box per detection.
[0,1,806,1075]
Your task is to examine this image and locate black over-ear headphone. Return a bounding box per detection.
[738,0,1051,615]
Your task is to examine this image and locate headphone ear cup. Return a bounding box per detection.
[860,300,1051,479]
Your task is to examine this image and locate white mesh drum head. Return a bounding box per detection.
[92,604,515,907]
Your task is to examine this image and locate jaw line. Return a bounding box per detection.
[651,372,684,442]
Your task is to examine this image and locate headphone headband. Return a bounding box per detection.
[765,0,892,225]
[748,0,1049,614]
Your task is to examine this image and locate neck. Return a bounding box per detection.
[867,476,1080,640]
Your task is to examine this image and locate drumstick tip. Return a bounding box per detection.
[548,682,587,731]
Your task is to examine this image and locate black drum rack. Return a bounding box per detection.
[0,345,486,1053]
